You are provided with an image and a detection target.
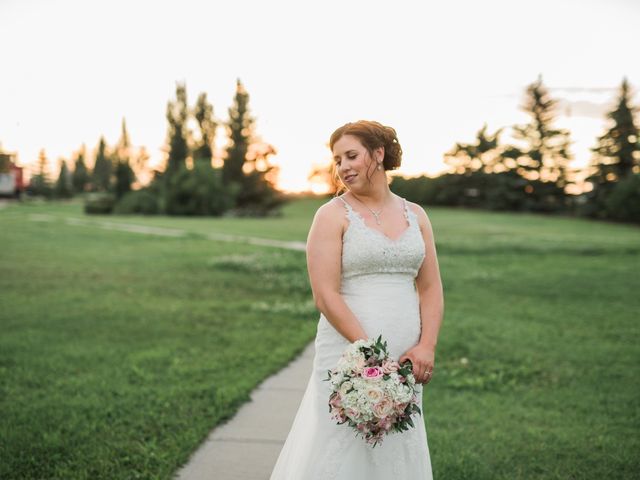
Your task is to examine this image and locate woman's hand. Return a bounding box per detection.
[399,344,435,385]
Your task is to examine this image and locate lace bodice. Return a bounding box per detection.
[336,195,426,280]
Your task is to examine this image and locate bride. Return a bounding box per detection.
[270,120,444,479]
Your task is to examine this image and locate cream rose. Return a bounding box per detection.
[364,387,384,403]
[372,399,394,418]
[339,381,353,395]
[382,359,399,374]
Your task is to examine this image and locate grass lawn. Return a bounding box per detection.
[1,196,639,479]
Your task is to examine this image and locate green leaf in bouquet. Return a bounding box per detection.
[398,365,412,377]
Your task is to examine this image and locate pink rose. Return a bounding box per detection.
[362,366,384,379]
[329,393,342,409]
[378,416,393,431]
[356,423,371,434]
[332,411,346,423]
[345,407,359,420]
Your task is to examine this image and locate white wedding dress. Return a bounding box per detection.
[270,195,433,479]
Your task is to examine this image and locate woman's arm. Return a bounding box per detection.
[306,201,369,343]
[414,205,444,351]
[399,203,444,384]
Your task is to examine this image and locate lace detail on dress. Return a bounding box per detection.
[317,426,352,479]
[336,195,425,280]
[392,413,424,475]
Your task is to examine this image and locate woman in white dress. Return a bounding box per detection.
[270,120,444,479]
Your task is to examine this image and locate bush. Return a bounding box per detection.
[113,189,160,215]
[84,192,116,214]
[165,163,234,216]
[604,174,640,224]
[390,175,435,206]
[484,171,529,211]
[226,170,287,217]
[391,171,568,213]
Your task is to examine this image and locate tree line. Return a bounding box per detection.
[27,79,284,217]
[24,75,640,223]
[389,76,640,223]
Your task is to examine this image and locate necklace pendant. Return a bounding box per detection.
[373,213,382,225]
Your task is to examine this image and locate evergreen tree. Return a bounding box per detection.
[589,78,640,183]
[113,118,136,199]
[71,145,90,193]
[509,75,573,189]
[54,158,73,198]
[223,78,253,186]
[36,149,50,183]
[116,118,131,158]
[445,124,506,174]
[582,78,640,219]
[165,82,190,178]
[193,92,217,164]
[30,149,52,197]
[222,79,284,214]
[91,136,112,192]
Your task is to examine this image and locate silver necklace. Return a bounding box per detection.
[350,193,387,225]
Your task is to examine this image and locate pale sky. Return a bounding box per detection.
[2,0,639,192]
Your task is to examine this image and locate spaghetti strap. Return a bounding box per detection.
[401,197,411,225]
[335,194,353,211]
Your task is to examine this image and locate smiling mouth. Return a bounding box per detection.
[344,173,357,182]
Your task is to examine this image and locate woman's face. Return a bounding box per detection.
[332,134,382,189]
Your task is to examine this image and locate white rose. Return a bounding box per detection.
[397,384,413,403]
[364,387,384,403]
[339,381,353,395]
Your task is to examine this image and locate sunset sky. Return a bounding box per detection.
[2,0,639,192]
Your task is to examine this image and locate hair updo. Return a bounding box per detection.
[329,120,403,171]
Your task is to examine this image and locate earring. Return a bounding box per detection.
[377,162,382,171]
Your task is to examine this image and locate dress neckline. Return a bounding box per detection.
[337,194,412,243]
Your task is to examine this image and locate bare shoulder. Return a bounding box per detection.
[309,196,348,234]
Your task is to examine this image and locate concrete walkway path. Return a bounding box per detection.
[173,342,314,480]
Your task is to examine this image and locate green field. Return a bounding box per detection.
[1,197,639,479]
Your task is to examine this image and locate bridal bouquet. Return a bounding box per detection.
[325,335,422,447]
